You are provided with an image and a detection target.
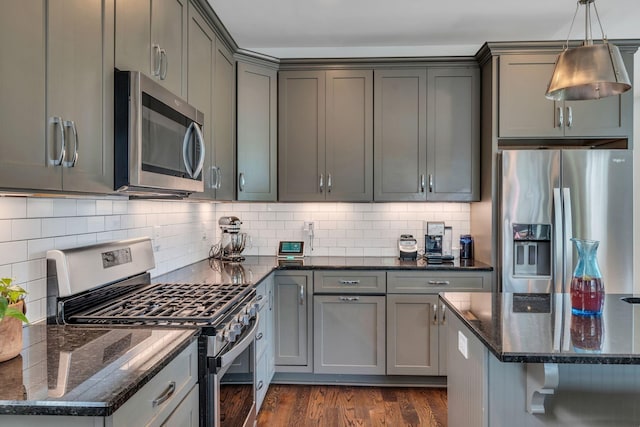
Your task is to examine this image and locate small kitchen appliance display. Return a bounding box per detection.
[398,235,418,261]
[425,222,454,263]
[277,241,304,259]
[47,238,259,427]
[211,216,248,262]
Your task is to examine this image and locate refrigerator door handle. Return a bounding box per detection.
[563,187,573,288]
[553,188,563,293]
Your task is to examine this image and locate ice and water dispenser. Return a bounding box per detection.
[512,224,551,277]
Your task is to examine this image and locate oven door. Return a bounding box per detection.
[212,315,258,427]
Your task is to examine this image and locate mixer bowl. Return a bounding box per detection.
[222,232,246,256]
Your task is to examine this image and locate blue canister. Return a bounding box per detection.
[460,235,473,259]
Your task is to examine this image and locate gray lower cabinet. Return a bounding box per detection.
[313,295,385,375]
[374,67,479,201]
[237,61,278,201]
[0,0,113,194]
[274,272,313,372]
[387,294,444,376]
[498,54,633,138]
[115,0,187,97]
[255,274,275,412]
[188,7,235,201]
[278,69,373,202]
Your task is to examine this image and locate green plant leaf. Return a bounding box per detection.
[0,298,6,319]
[4,306,28,324]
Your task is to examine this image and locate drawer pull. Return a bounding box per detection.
[256,332,263,341]
[432,304,438,325]
[427,280,450,286]
[152,381,176,407]
[256,294,264,301]
[257,380,264,391]
[339,296,360,302]
[440,304,447,325]
[339,280,360,285]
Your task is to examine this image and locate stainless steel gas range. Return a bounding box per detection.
[46,237,259,427]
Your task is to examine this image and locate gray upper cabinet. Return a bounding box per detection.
[0,0,113,193]
[187,8,235,201]
[211,41,235,200]
[237,61,278,201]
[115,0,187,97]
[374,69,428,201]
[499,54,632,138]
[426,68,480,201]
[279,70,373,202]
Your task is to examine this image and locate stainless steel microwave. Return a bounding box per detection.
[114,70,205,197]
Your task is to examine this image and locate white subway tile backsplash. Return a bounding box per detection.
[76,200,96,216]
[0,241,28,265]
[52,199,77,217]
[27,199,53,218]
[0,220,11,242]
[0,197,27,219]
[43,218,66,238]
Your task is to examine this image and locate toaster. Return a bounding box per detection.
[398,234,418,261]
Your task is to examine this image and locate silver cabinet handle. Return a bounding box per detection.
[215,167,222,190]
[256,332,263,341]
[159,48,168,80]
[566,106,573,128]
[432,304,438,325]
[152,44,161,77]
[269,289,273,310]
[299,284,304,305]
[257,380,264,391]
[420,174,425,192]
[339,280,360,285]
[327,173,332,193]
[210,166,217,189]
[50,117,66,166]
[319,173,324,193]
[428,174,433,193]
[339,296,360,302]
[152,381,176,407]
[557,106,564,128]
[238,172,246,192]
[427,280,450,286]
[440,303,447,325]
[256,294,264,301]
[64,120,79,167]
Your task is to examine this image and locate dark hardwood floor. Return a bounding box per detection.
[257,385,447,426]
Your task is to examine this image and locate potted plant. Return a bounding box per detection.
[0,278,28,363]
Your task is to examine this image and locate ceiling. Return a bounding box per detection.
[207,0,640,58]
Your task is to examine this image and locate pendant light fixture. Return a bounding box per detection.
[545,0,631,101]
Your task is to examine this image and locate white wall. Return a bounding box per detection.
[216,202,470,257]
[0,197,216,323]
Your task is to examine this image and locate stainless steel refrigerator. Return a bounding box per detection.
[500,149,633,293]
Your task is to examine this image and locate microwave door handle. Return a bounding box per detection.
[182,123,195,177]
[191,123,205,179]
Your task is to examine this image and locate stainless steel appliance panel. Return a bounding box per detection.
[501,150,560,293]
[561,150,633,294]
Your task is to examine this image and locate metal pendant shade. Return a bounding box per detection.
[545,0,632,101]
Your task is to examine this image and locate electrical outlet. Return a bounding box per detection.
[458,331,469,359]
[303,221,315,231]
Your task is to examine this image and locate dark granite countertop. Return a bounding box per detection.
[0,325,197,416]
[441,292,640,364]
[155,256,492,287]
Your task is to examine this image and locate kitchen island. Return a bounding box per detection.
[441,292,640,427]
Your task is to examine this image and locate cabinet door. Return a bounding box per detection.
[211,39,235,200]
[151,0,187,96]
[374,69,427,201]
[427,68,479,201]
[115,0,151,78]
[314,295,385,375]
[564,51,633,138]
[278,71,326,202]
[0,1,55,190]
[274,272,312,371]
[237,62,278,201]
[386,294,439,375]
[186,8,215,200]
[50,0,113,193]
[325,70,373,201]
[498,54,562,138]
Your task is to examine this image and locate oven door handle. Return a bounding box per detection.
[218,313,259,370]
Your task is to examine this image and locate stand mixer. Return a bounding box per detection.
[210,216,248,262]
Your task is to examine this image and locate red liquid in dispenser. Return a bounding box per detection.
[571,276,604,315]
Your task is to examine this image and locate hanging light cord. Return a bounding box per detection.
[564,0,608,50]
